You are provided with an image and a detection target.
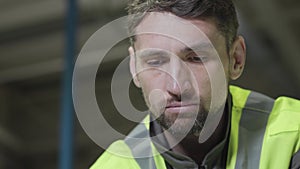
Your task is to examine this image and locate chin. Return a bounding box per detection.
[156,109,207,137]
[158,115,199,134]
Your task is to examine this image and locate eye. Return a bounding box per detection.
[187,55,207,63]
[144,55,169,67]
[146,59,165,67]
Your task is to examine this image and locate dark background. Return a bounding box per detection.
[0,0,299,168]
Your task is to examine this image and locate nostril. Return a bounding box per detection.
[168,91,181,101]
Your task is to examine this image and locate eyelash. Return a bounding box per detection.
[146,59,164,66]
[187,55,207,63]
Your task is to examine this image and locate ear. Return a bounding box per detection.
[129,46,141,88]
[229,36,246,80]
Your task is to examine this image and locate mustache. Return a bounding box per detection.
[166,89,197,101]
[165,92,200,105]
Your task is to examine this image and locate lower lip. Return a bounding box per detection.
[165,105,199,114]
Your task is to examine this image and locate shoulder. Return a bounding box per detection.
[273,96,300,114]
[268,96,300,136]
[230,85,300,137]
[90,140,139,169]
[230,85,300,115]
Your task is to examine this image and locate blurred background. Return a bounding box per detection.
[0,0,299,168]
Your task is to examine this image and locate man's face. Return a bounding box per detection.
[129,12,234,137]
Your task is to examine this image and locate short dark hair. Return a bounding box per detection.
[127,0,239,50]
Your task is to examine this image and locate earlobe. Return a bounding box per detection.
[229,36,246,80]
[129,46,141,88]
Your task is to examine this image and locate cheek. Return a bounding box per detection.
[191,62,227,99]
[203,62,228,108]
[217,51,230,79]
[138,72,168,115]
[138,71,164,95]
[139,70,165,103]
[191,67,211,92]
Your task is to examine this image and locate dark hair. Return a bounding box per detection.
[127,0,239,50]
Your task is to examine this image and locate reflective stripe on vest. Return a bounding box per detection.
[234,90,274,169]
[124,118,157,169]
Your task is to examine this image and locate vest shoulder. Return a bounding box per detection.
[229,85,251,108]
[90,140,139,169]
[274,96,300,113]
[268,97,300,135]
[230,85,275,114]
[230,85,300,113]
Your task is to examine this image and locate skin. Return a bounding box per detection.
[129,12,246,164]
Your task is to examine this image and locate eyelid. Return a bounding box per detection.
[185,52,208,63]
[189,56,206,63]
[146,59,163,66]
[144,55,169,67]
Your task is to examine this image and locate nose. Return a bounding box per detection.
[166,58,193,100]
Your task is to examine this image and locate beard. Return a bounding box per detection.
[140,86,210,138]
[155,104,209,138]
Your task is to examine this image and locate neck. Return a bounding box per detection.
[164,111,228,165]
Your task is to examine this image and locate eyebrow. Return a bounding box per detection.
[180,42,214,53]
[136,49,169,58]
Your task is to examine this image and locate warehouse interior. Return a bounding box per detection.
[0,0,299,168]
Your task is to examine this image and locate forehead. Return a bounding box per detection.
[134,12,223,50]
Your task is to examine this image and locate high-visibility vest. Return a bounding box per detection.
[91,86,300,169]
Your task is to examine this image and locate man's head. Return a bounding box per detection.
[127,0,246,138]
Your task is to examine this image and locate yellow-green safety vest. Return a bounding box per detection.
[91,86,300,169]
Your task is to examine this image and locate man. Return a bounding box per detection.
[91,0,300,168]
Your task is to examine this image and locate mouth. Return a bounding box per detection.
[165,102,199,114]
